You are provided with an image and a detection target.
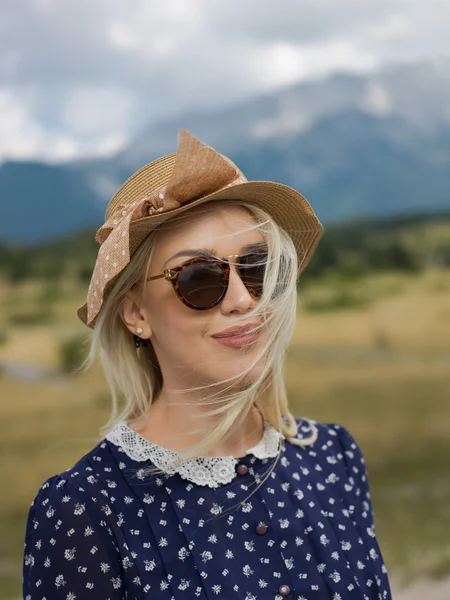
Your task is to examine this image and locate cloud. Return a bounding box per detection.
[0,0,449,162]
[61,86,134,137]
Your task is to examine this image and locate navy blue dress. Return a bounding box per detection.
[23,418,392,599]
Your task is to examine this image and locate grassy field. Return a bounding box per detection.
[0,268,449,598]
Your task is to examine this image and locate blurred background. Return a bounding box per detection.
[1,1,450,598]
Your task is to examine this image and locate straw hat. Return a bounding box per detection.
[77,129,324,329]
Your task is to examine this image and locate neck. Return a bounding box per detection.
[130,388,264,457]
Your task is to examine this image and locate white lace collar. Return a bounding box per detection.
[106,420,284,488]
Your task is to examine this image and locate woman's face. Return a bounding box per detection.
[129,203,266,390]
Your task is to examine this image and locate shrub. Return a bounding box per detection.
[8,311,53,326]
[303,289,369,313]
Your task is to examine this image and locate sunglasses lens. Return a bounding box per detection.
[239,252,267,298]
[177,261,226,308]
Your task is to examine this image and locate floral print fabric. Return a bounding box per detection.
[23,419,392,599]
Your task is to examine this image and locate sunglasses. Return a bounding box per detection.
[147,247,268,310]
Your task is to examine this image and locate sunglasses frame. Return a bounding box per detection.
[147,246,268,310]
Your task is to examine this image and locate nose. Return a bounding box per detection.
[220,262,257,315]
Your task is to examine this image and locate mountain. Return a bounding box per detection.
[0,161,105,245]
[228,110,450,222]
[118,57,450,166]
[1,59,450,245]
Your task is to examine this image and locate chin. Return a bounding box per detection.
[213,358,264,389]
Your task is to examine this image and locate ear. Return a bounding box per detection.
[120,288,153,339]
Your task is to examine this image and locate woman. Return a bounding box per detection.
[23,130,392,599]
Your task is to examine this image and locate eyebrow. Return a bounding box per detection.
[162,242,266,269]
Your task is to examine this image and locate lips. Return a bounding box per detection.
[211,324,261,349]
[211,324,260,338]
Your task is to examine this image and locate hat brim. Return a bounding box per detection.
[77,180,323,328]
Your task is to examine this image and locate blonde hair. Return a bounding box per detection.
[82,200,318,475]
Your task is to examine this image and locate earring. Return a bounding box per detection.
[134,335,149,348]
[134,327,148,348]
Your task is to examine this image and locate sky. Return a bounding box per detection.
[1,0,449,163]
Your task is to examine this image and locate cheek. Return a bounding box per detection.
[146,286,204,346]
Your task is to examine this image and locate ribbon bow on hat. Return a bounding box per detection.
[85,129,247,326]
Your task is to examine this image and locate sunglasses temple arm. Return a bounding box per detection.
[147,273,168,281]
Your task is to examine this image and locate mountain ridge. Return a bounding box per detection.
[2,59,450,244]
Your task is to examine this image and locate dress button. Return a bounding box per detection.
[255,523,268,535]
[236,463,248,475]
[278,584,291,596]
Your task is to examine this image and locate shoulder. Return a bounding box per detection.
[27,439,115,520]
[24,439,122,567]
[294,416,366,454]
[23,444,126,598]
[292,417,371,493]
[314,420,368,472]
